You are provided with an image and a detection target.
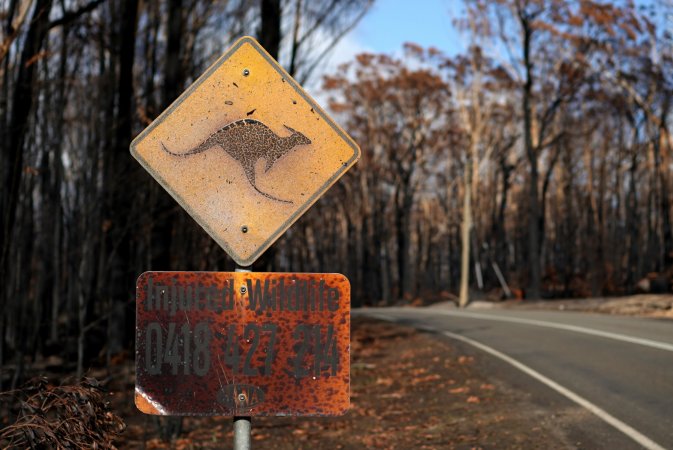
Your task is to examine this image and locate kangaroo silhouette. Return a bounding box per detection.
[161,119,311,203]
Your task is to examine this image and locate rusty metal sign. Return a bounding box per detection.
[135,272,350,416]
[130,36,360,266]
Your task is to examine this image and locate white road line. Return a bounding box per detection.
[364,312,667,449]
[401,309,673,353]
[441,329,667,450]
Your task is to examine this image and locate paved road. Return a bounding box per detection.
[356,307,673,449]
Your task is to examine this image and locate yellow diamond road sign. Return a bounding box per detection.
[131,36,360,266]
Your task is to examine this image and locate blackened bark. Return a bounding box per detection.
[164,0,185,106]
[395,179,415,299]
[117,0,138,149]
[521,12,541,299]
[656,102,673,265]
[1,0,53,332]
[104,0,138,357]
[151,0,185,272]
[259,0,281,60]
[395,194,407,299]
[626,152,639,288]
[155,1,186,437]
[251,0,282,270]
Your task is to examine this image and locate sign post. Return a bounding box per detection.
[131,36,359,446]
[234,265,251,450]
[234,415,251,450]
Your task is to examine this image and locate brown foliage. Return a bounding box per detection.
[0,377,125,448]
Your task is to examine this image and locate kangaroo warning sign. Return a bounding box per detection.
[135,272,350,416]
[130,36,360,266]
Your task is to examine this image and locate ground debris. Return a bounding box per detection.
[0,376,125,449]
[107,317,568,449]
[500,293,673,319]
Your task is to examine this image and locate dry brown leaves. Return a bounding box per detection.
[0,377,125,449]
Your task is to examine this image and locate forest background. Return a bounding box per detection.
[1,0,672,388]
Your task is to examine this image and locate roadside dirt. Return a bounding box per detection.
[8,297,664,448]
[498,294,673,319]
[109,316,575,449]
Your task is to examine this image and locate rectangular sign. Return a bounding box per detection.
[135,272,350,416]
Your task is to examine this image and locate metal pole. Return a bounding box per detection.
[234,266,251,450]
[233,416,251,450]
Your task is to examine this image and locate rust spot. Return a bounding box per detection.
[135,390,162,414]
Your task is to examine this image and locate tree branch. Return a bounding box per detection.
[48,0,105,29]
[0,0,33,63]
[297,0,372,84]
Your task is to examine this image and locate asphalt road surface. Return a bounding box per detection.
[356,307,673,449]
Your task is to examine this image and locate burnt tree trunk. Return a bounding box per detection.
[259,0,281,60]
[103,0,139,359]
[520,11,541,299]
[1,0,54,322]
[253,0,282,271]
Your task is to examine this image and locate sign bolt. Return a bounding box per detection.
[238,393,247,402]
[243,68,250,76]
[240,286,247,294]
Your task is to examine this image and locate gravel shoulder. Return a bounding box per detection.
[427,294,673,320]
[497,294,673,319]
